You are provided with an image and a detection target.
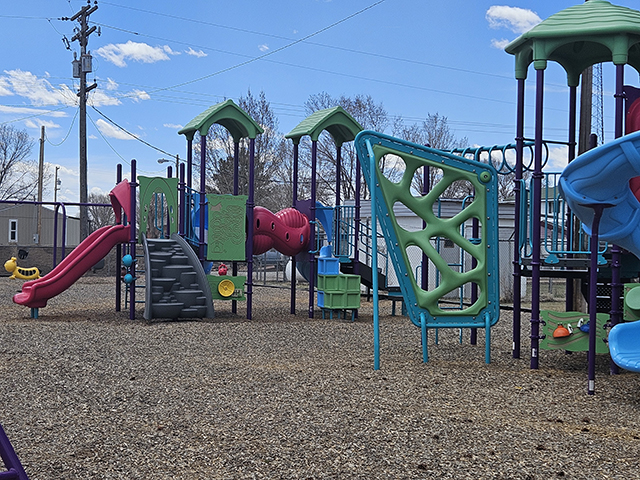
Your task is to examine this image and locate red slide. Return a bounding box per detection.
[13,224,131,309]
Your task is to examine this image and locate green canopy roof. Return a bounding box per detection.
[178,99,264,142]
[505,0,640,86]
[285,106,363,146]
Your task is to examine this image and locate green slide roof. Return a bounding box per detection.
[285,106,363,146]
[505,0,640,86]
[178,99,264,142]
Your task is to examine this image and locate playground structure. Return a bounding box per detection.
[3,0,640,383]
[8,2,640,479]
[503,0,640,393]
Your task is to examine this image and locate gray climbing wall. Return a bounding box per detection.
[143,234,214,320]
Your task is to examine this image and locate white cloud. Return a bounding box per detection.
[545,145,569,172]
[95,41,175,67]
[95,118,137,140]
[24,119,61,129]
[105,78,119,90]
[164,123,183,130]
[185,47,207,58]
[258,44,269,52]
[88,88,121,107]
[0,105,68,117]
[0,77,11,96]
[491,38,511,50]
[163,45,180,56]
[486,6,541,34]
[0,69,77,106]
[130,89,150,102]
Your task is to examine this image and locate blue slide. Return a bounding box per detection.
[559,130,640,259]
[608,321,640,372]
[560,130,640,371]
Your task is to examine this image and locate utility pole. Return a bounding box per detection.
[64,1,99,240]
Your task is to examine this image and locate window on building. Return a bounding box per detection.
[9,219,17,243]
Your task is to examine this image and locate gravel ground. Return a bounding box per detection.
[1,275,640,479]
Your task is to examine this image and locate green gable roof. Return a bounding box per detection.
[178,99,264,142]
[505,0,640,86]
[285,106,363,146]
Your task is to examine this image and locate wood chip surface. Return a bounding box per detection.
[1,276,639,479]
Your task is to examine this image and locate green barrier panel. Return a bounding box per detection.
[208,275,246,301]
[540,310,609,354]
[206,194,247,261]
[138,176,178,241]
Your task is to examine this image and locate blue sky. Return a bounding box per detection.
[1,0,638,209]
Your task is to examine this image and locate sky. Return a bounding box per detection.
[1,0,639,212]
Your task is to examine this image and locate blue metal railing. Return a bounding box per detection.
[520,173,608,262]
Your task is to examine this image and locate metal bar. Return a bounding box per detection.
[246,138,256,320]
[530,69,545,370]
[115,163,122,312]
[367,139,380,370]
[129,159,137,320]
[291,143,299,315]
[308,140,317,319]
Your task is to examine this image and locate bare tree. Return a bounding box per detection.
[0,125,39,200]
[303,92,389,203]
[203,90,290,212]
[393,113,470,197]
[88,192,115,231]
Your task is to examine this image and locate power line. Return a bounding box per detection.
[45,108,79,146]
[105,0,387,97]
[90,106,176,157]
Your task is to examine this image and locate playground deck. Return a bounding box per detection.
[1,276,639,479]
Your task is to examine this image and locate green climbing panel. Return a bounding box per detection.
[540,310,609,354]
[206,194,247,261]
[356,131,500,329]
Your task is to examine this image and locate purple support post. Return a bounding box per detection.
[335,145,342,208]
[610,64,626,375]
[585,203,612,394]
[246,138,256,320]
[178,162,186,237]
[291,142,299,315]
[198,134,207,262]
[166,166,172,237]
[233,141,240,315]
[187,138,193,191]
[354,143,361,320]
[421,166,429,291]
[308,140,318,318]
[0,423,29,480]
[52,204,68,268]
[530,69,545,370]
[335,145,341,255]
[565,86,578,312]
[129,159,137,320]
[115,164,123,312]
[513,78,525,359]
